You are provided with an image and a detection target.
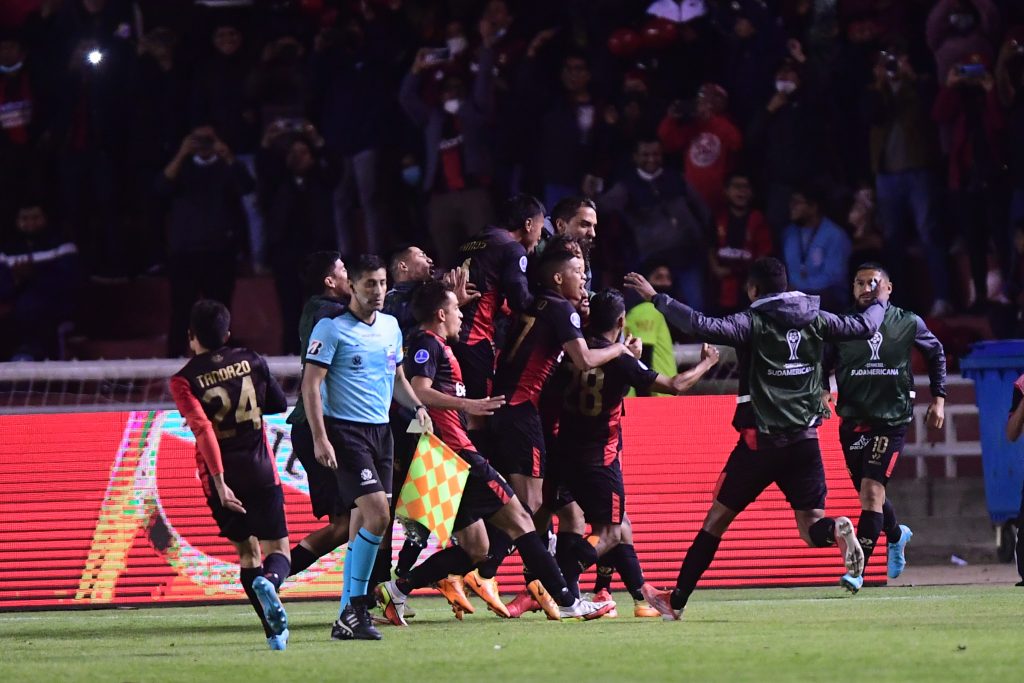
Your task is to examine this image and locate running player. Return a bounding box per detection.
[286,252,351,577]
[302,255,430,641]
[1005,375,1024,587]
[824,263,946,593]
[624,257,884,619]
[374,280,615,622]
[169,300,291,650]
[553,289,720,607]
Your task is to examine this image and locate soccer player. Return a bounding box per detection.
[552,289,720,609]
[624,257,884,619]
[825,263,946,593]
[375,280,614,622]
[465,243,640,606]
[169,300,291,650]
[302,255,430,641]
[541,196,598,289]
[286,252,351,577]
[1004,375,1024,587]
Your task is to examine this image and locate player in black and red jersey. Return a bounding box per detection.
[464,241,641,603]
[552,289,719,612]
[169,300,292,650]
[373,280,614,623]
[453,193,545,446]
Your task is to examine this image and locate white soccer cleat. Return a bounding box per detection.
[558,597,616,621]
[834,516,864,578]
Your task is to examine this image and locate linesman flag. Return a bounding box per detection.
[395,433,470,547]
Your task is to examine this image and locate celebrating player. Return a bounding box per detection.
[374,280,615,622]
[824,263,946,593]
[286,252,352,577]
[169,300,292,650]
[301,255,429,641]
[624,257,884,619]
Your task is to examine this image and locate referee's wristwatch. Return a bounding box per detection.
[414,404,427,413]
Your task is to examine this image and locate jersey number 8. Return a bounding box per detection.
[568,367,605,417]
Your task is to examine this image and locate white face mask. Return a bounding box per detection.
[447,36,468,57]
[775,79,797,94]
[443,98,461,115]
[637,167,663,182]
[0,61,23,74]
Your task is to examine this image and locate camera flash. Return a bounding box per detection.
[87,50,103,66]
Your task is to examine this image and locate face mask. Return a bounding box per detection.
[401,165,422,187]
[443,98,461,115]
[447,36,468,57]
[775,79,797,94]
[637,167,663,182]
[0,61,23,74]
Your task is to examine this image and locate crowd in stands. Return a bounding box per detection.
[3,0,1024,359]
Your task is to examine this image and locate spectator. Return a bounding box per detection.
[864,44,952,316]
[598,137,710,308]
[933,54,1007,312]
[658,83,742,213]
[248,35,309,134]
[846,186,886,272]
[257,121,339,354]
[156,126,254,356]
[780,185,851,311]
[0,29,38,239]
[746,58,831,234]
[0,201,80,360]
[712,0,787,128]
[997,31,1024,242]
[625,262,677,396]
[708,171,772,314]
[190,21,262,270]
[400,42,497,268]
[926,0,1002,86]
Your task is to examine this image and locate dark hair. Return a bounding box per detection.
[855,261,890,280]
[551,196,597,226]
[588,289,626,334]
[791,182,827,209]
[349,254,387,282]
[537,245,580,286]
[302,251,342,293]
[724,170,753,187]
[747,257,788,296]
[388,244,416,281]
[189,299,231,350]
[634,134,661,152]
[499,193,546,232]
[411,279,454,324]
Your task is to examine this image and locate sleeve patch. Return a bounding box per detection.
[570,312,581,328]
[519,255,528,272]
[307,340,323,356]
[414,348,430,364]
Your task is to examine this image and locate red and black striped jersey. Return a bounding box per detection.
[170,346,287,493]
[404,329,475,452]
[556,337,659,466]
[456,226,534,346]
[493,290,583,408]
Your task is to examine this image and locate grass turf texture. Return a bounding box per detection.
[0,586,1019,682]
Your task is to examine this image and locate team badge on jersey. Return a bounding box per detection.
[414,349,430,364]
[570,312,581,328]
[519,255,528,272]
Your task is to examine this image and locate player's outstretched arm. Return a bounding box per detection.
[820,300,884,341]
[623,272,752,346]
[649,343,720,395]
[913,315,948,429]
[562,337,629,371]
[409,376,505,416]
[300,363,336,470]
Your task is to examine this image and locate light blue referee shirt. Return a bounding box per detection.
[306,311,403,424]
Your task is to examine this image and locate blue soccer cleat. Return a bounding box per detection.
[252,576,289,636]
[840,573,863,594]
[267,628,289,651]
[887,525,913,579]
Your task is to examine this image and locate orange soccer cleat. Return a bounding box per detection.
[435,574,476,616]
[526,580,561,621]
[464,569,511,618]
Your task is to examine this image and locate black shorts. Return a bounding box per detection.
[714,436,827,513]
[291,421,346,519]
[488,402,545,478]
[839,422,906,486]
[453,449,515,532]
[562,459,626,525]
[206,480,288,543]
[453,340,495,399]
[325,418,394,510]
[541,456,576,512]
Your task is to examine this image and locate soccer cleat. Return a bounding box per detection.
[435,575,476,615]
[527,580,561,621]
[559,597,616,621]
[505,589,542,618]
[336,595,382,641]
[404,603,417,619]
[593,589,618,617]
[374,581,408,627]
[640,586,682,621]
[840,573,864,594]
[267,628,289,650]
[464,569,511,618]
[887,525,913,578]
[252,576,288,636]
[834,516,864,578]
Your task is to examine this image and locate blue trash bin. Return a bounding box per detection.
[960,341,1024,534]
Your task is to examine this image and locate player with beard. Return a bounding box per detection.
[823,263,945,593]
[625,257,884,620]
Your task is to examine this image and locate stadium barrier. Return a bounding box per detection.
[0,397,885,611]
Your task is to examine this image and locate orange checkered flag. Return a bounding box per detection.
[395,433,470,547]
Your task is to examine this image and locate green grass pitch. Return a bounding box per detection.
[1,586,1020,682]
